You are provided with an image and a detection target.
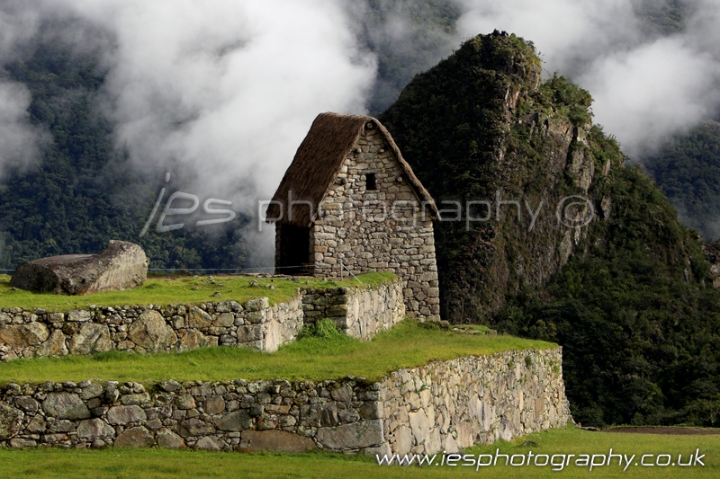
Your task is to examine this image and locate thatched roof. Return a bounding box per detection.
[266,112,438,227]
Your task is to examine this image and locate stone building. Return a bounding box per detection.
[266,112,440,320]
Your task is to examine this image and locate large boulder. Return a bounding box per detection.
[10,240,148,295]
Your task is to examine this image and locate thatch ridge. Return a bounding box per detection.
[266,112,438,227]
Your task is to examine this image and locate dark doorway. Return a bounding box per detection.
[276,223,311,275]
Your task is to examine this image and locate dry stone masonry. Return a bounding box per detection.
[311,123,439,320]
[380,348,571,454]
[0,277,404,361]
[268,113,440,321]
[0,347,569,453]
[302,279,404,339]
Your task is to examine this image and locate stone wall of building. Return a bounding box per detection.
[0,277,405,361]
[310,123,440,321]
[0,347,570,453]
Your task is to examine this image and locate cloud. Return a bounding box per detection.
[0,0,377,262]
[454,0,720,159]
[0,2,47,178]
[48,0,377,208]
[4,0,720,260]
[578,36,720,158]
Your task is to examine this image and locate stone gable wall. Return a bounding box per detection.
[0,347,569,454]
[310,123,440,320]
[0,277,404,361]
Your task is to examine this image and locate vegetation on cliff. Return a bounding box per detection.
[645,121,720,240]
[380,31,606,322]
[382,32,720,427]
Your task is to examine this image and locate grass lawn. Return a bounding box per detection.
[0,272,395,312]
[0,426,717,478]
[0,320,552,385]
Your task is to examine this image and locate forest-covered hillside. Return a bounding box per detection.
[0,0,714,271]
[381,32,720,427]
[645,121,720,240]
[2,1,720,428]
[0,37,249,271]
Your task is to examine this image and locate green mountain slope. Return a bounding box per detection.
[0,34,249,271]
[645,121,720,240]
[381,31,720,426]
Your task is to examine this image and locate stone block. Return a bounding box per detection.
[10,240,148,295]
[77,418,115,439]
[69,323,112,355]
[42,393,90,420]
[0,323,49,348]
[239,430,315,452]
[157,429,186,449]
[188,307,212,328]
[316,420,383,450]
[195,436,224,451]
[107,405,147,425]
[115,426,154,448]
[214,411,253,432]
[127,310,177,353]
[0,403,24,440]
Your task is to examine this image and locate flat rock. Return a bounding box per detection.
[42,393,90,420]
[316,420,383,450]
[115,426,154,448]
[77,418,115,439]
[128,310,177,353]
[10,240,148,295]
[0,402,24,440]
[239,430,315,453]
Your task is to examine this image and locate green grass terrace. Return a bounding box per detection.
[0,320,553,385]
[0,272,395,312]
[1,426,718,478]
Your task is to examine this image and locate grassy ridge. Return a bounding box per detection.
[0,272,395,312]
[0,320,552,385]
[0,426,718,478]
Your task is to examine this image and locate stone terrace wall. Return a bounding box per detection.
[0,298,303,361]
[0,277,405,361]
[380,348,571,455]
[0,348,570,454]
[302,279,405,339]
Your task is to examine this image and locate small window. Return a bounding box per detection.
[366,173,377,191]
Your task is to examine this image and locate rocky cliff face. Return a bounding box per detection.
[380,31,720,428]
[380,31,622,322]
